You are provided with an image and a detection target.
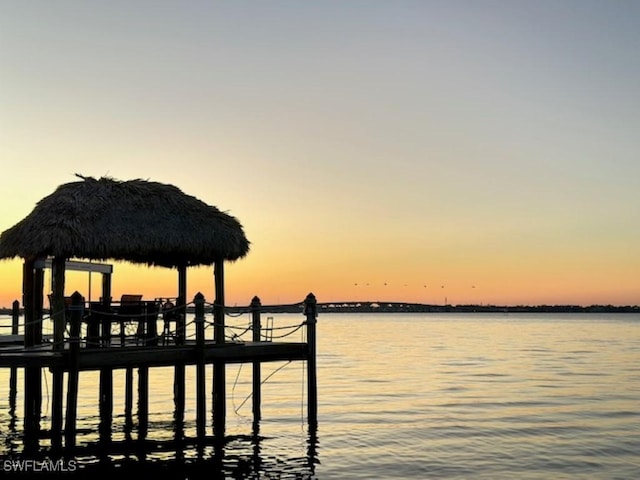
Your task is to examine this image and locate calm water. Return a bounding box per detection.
[0,312,639,479]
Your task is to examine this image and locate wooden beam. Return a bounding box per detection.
[51,257,66,352]
[305,293,318,427]
[23,259,34,348]
[214,259,225,344]
[251,296,262,426]
[35,258,113,274]
[177,265,187,345]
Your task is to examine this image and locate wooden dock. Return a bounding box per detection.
[0,292,318,454]
[0,340,309,370]
[0,178,317,464]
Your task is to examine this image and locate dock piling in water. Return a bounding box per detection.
[64,291,84,449]
[195,292,206,439]
[9,300,19,412]
[251,296,262,427]
[305,293,318,427]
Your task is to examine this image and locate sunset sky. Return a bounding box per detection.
[1,1,639,308]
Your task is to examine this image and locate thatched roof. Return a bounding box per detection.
[0,176,250,267]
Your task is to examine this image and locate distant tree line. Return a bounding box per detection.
[1,301,638,316]
[314,302,640,314]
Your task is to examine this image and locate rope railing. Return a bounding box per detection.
[0,295,312,349]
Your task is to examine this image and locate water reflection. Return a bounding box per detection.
[0,395,319,479]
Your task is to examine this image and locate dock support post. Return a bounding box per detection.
[213,258,225,344]
[213,360,225,436]
[99,368,113,446]
[9,300,19,410]
[251,296,262,427]
[34,267,44,345]
[64,291,83,449]
[51,257,66,352]
[98,281,113,446]
[177,265,187,345]
[173,365,185,436]
[124,367,134,434]
[8,301,19,439]
[174,265,187,437]
[304,293,318,427]
[49,259,65,450]
[51,369,64,451]
[138,366,149,441]
[23,259,41,452]
[195,293,206,439]
[213,258,226,436]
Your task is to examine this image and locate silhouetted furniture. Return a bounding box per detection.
[141,301,159,346]
[161,300,181,345]
[47,294,73,322]
[118,294,143,345]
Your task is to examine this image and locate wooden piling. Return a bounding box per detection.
[99,368,113,445]
[124,367,134,433]
[177,265,187,345]
[213,362,225,435]
[64,291,83,448]
[138,366,149,441]
[173,265,187,436]
[34,267,44,345]
[213,258,226,435]
[51,369,64,451]
[9,300,19,409]
[304,293,318,427]
[51,257,66,352]
[214,259,225,345]
[251,296,262,425]
[98,284,113,444]
[22,260,41,452]
[173,365,185,434]
[50,262,69,450]
[23,259,34,348]
[194,292,206,438]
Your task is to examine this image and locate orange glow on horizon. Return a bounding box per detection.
[0,254,637,309]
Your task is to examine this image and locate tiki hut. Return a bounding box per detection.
[0,175,249,266]
[0,175,250,347]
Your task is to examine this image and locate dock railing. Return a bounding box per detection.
[2,292,311,352]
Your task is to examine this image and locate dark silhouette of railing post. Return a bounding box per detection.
[195,292,206,439]
[177,265,187,345]
[47,258,65,452]
[212,259,226,436]
[173,266,187,443]
[8,299,20,445]
[64,291,83,448]
[251,296,262,426]
[23,259,42,454]
[9,300,19,409]
[304,293,318,427]
[98,293,113,447]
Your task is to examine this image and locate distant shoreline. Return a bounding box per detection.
[314,302,640,314]
[1,301,638,316]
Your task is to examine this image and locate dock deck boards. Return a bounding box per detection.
[0,340,308,370]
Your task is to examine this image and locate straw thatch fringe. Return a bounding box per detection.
[0,176,250,267]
